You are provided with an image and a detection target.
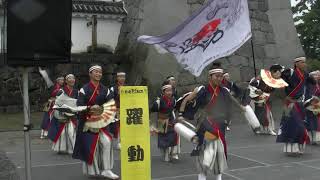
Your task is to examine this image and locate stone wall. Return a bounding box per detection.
[266,0,305,63]
[0,54,133,113]
[0,66,45,113]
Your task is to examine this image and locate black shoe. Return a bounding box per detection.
[190,149,200,156]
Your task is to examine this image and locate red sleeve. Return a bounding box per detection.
[50,84,61,97]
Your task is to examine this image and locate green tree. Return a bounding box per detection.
[292,0,320,59]
[292,0,316,14]
[306,58,320,71]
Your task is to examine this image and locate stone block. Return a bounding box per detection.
[249,10,254,19]
[250,19,261,30]
[196,71,208,85]
[263,58,279,67]
[260,22,273,33]
[251,58,265,69]
[178,72,196,86]
[79,64,90,75]
[188,4,203,14]
[227,67,242,82]
[6,105,23,114]
[0,106,5,113]
[240,66,256,82]
[252,31,266,45]
[103,63,116,74]
[248,1,259,10]
[249,10,257,19]
[272,57,281,64]
[260,13,269,22]
[30,77,43,91]
[0,69,11,80]
[179,84,199,95]
[266,33,276,43]
[55,64,73,75]
[187,0,205,4]
[236,42,253,58]
[30,105,40,113]
[267,0,291,10]
[253,45,266,58]
[1,93,22,106]
[228,55,249,66]
[0,96,5,106]
[248,57,263,69]
[264,44,278,59]
[258,1,268,12]
[104,74,113,84]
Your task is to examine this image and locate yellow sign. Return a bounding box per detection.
[120,86,151,180]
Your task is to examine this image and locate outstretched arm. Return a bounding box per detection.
[226,88,245,112]
[178,87,198,114]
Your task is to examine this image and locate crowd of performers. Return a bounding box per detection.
[39,56,320,180]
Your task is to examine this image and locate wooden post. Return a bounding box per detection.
[91,15,97,52]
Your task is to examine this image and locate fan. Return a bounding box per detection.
[261,69,288,88]
[84,99,118,132]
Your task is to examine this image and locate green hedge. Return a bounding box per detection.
[307,59,320,71]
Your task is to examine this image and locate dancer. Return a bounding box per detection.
[276,57,312,156]
[40,76,64,139]
[221,72,241,130]
[109,71,126,150]
[73,65,118,179]
[248,64,285,135]
[178,68,244,180]
[150,84,180,162]
[304,70,320,144]
[164,75,178,99]
[48,74,78,154]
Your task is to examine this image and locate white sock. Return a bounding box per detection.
[215,174,222,180]
[198,173,206,180]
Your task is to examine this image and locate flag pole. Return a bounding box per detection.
[22,67,32,180]
[250,38,257,77]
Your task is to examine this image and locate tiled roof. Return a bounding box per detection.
[0,0,127,16]
[72,0,127,16]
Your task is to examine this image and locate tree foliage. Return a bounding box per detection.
[292,0,316,14]
[292,0,320,59]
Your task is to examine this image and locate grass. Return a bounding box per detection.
[0,112,43,131]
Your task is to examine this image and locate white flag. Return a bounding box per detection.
[138,0,252,76]
[39,67,54,88]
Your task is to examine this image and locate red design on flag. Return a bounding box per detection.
[192,19,221,44]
